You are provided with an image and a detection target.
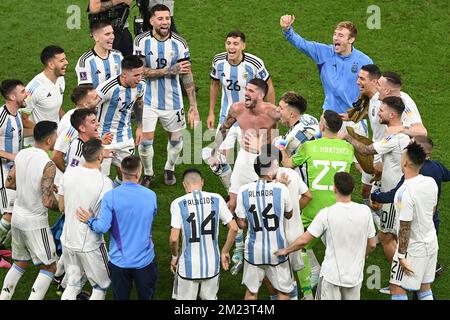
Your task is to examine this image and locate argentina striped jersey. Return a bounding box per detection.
[134,31,190,110]
[96,76,146,144]
[76,49,123,88]
[170,190,233,280]
[211,52,270,124]
[0,105,23,170]
[235,180,292,266]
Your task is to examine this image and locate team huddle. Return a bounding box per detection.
[0,4,448,301]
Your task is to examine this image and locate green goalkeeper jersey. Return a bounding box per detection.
[291,137,354,227]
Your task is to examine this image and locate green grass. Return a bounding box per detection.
[0,0,448,300]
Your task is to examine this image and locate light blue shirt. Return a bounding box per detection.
[283,27,373,114]
[88,182,157,269]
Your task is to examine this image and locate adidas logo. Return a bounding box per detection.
[95,70,101,74]
[149,51,154,55]
[2,288,10,293]
[47,93,51,97]
[221,73,225,77]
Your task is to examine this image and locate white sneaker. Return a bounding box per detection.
[379,286,390,295]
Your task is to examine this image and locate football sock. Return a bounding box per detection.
[297,251,313,299]
[138,140,154,176]
[0,217,11,243]
[0,263,25,300]
[54,254,65,277]
[391,294,408,300]
[418,290,433,300]
[219,164,232,190]
[29,269,54,300]
[164,139,183,171]
[289,282,299,300]
[60,285,79,300]
[90,287,107,300]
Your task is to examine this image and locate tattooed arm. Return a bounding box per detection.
[5,165,16,190]
[134,96,144,146]
[344,134,378,156]
[181,71,200,128]
[41,162,59,210]
[398,220,411,256]
[212,105,238,155]
[89,0,130,13]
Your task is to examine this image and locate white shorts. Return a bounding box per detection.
[0,164,15,213]
[101,139,135,175]
[229,149,259,194]
[143,105,186,133]
[316,277,362,300]
[390,251,438,291]
[172,274,219,300]
[242,260,294,294]
[63,244,111,290]
[11,226,57,265]
[284,217,305,272]
[216,125,242,151]
[379,203,397,234]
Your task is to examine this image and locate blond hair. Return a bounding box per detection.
[335,21,357,39]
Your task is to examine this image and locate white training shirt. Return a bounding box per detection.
[59,165,113,252]
[236,180,292,266]
[12,147,52,231]
[76,49,123,89]
[400,91,422,126]
[394,174,438,257]
[170,190,233,280]
[373,133,410,192]
[277,167,308,243]
[54,108,77,154]
[368,92,385,143]
[308,201,375,287]
[24,72,65,145]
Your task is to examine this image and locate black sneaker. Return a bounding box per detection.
[140,175,155,188]
[436,263,444,277]
[76,291,91,300]
[164,170,176,186]
[52,273,65,285]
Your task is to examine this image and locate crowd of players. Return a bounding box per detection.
[0,3,448,300]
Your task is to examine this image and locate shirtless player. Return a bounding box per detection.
[210,78,281,272]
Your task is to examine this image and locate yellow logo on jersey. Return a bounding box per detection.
[243,72,248,80]
[170,50,175,58]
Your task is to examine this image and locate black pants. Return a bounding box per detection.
[108,260,158,300]
[113,27,133,57]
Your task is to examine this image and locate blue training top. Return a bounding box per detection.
[283,27,373,114]
[88,182,158,269]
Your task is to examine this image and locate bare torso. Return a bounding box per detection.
[233,101,280,152]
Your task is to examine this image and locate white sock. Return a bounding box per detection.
[164,139,183,171]
[219,165,232,190]
[0,264,25,300]
[372,211,381,230]
[54,254,65,277]
[307,249,321,274]
[28,269,54,300]
[60,285,79,300]
[0,217,11,243]
[90,288,107,300]
[138,140,154,176]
